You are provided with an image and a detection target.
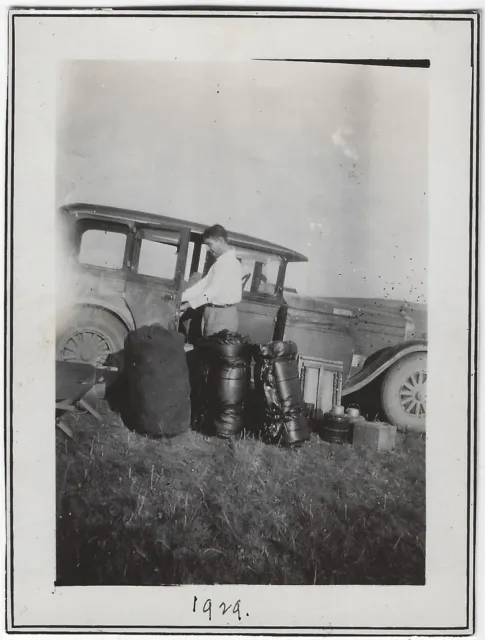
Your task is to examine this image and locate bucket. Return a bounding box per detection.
[321,405,351,444]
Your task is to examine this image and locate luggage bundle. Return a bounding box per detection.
[253,341,310,446]
[123,324,191,437]
[118,325,309,447]
[190,330,252,438]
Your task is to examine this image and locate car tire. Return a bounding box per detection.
[380,353,427,432]
[56,307,128,367]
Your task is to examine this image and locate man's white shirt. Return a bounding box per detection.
[182,249,243,309]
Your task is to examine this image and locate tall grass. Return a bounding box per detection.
[56,405,425,585]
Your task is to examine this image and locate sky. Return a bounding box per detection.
[56,60,428,303]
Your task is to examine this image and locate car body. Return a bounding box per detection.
[56,203,428,430]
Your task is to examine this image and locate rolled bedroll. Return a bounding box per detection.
[254,340,310,446]
[123,324,191,437]
[192,330,252,438]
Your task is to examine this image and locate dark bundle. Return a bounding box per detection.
[123,324,191,437]
[254,341,310,446]
[191,330,252,438]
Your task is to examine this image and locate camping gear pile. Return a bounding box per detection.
[188,334,310,446]
[57,323,395,452]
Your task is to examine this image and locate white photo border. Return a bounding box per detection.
[5,7,479,635]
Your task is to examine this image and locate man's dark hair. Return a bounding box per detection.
[202,224,228,242]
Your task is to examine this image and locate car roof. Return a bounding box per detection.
[61,203,308,263]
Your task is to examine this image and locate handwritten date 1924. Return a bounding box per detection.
[192,596,249,621]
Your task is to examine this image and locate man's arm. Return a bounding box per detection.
[182,275,207,301]
[181,269,214,309]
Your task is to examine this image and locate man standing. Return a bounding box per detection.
[180,224,242,337]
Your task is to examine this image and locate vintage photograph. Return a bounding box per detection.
[7,7,477,633]
[55,56,427,585]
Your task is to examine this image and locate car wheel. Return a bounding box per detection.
[380,353,427,431]
[56,307,128,367]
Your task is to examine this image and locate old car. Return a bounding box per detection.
[56,203,427,431]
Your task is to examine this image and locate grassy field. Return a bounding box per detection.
[56,403,425,586]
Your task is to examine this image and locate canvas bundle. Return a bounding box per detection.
[254,341,310,446]
[192,330,252,438]
[124,324,191,437]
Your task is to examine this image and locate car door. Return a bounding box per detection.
[123,225,189,331]
[73,218,130,302]
[233,248,285,344]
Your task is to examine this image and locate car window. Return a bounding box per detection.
[184,241,208,281]
[236,248,282,295]
[137,238,179,280]
[79,229,127,270]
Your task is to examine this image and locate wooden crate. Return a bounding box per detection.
[297,355,343,418]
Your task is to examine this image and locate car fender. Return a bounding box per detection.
[342,339,428,396]
[59,297,136,334]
